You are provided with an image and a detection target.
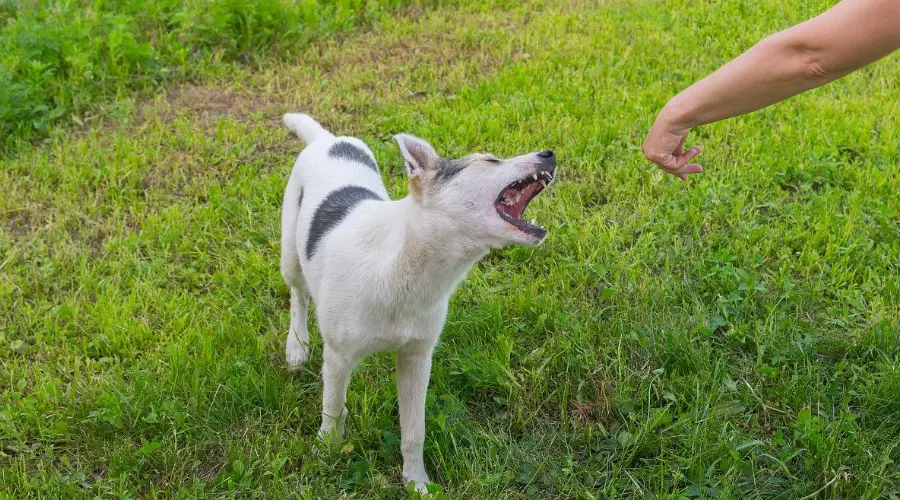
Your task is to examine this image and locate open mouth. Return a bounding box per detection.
[494,169,555,237]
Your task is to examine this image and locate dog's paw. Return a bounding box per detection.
[403,473,432,496]
[313,426,345,456]
[285,340,309,371]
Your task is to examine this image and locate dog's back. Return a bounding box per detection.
[280,114,389,292]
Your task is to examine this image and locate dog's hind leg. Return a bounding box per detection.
[281,180,310,370]
[285,285,310,370]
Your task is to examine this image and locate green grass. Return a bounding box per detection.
[0,0,434,156]
[2,0,899,497]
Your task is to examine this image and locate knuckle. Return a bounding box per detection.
[644,151,662,163]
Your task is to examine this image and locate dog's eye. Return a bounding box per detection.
[485,157,501,164]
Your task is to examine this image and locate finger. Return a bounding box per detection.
[656,155,681,171]
[668,164,704,180]
[660,147,702,176]
[682,163,703,175]
[674,146,702,169]
[674,136,686,156]
[656,146,702,172]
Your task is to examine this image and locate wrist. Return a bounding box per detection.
[658,95,693,130]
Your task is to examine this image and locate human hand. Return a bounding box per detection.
[642,112,703,180]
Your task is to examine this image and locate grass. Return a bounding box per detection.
[1,0,899,497]
[0,0,434,156]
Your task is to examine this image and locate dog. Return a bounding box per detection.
[279,113,556,492]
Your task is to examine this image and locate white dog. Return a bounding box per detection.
[279,113,556,492]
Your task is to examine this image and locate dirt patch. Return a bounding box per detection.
[0,207,35,238]
[120,3,533,202]
[318,16,525,78]
[163,85,278,125]
[572,379,616,425]
[134,133,300,197]
[128,3,530,133]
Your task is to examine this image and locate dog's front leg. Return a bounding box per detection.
[396,345,433,492]
[319,345,355,441]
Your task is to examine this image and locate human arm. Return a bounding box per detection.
[642,0,900,178]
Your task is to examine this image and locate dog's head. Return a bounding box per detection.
[394,134,557,248]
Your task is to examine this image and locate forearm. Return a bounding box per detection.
[660,35,840,129]
[659,0,900,130]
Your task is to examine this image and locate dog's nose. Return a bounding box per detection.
[537,149,554,159]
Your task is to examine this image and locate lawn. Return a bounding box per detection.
[1,0,899,498]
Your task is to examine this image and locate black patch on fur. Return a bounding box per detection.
[298,188,304,208]
[328,141,378,173]
[306,186,383,259]
[433,158,466,186]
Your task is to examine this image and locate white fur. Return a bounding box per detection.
[279,113,556,492]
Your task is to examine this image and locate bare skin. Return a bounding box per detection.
[642,0,900,179]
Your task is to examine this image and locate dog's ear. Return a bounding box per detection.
[394,134,439,177]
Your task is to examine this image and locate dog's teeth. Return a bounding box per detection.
[532,174,537,181]
[530,218,536,225]
[540,180,547,187]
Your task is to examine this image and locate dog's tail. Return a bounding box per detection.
[283,113,333,144]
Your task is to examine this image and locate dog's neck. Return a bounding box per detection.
[385,197,488,310]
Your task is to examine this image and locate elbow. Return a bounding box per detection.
[760,32,834,83]
[799,49,830,81]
